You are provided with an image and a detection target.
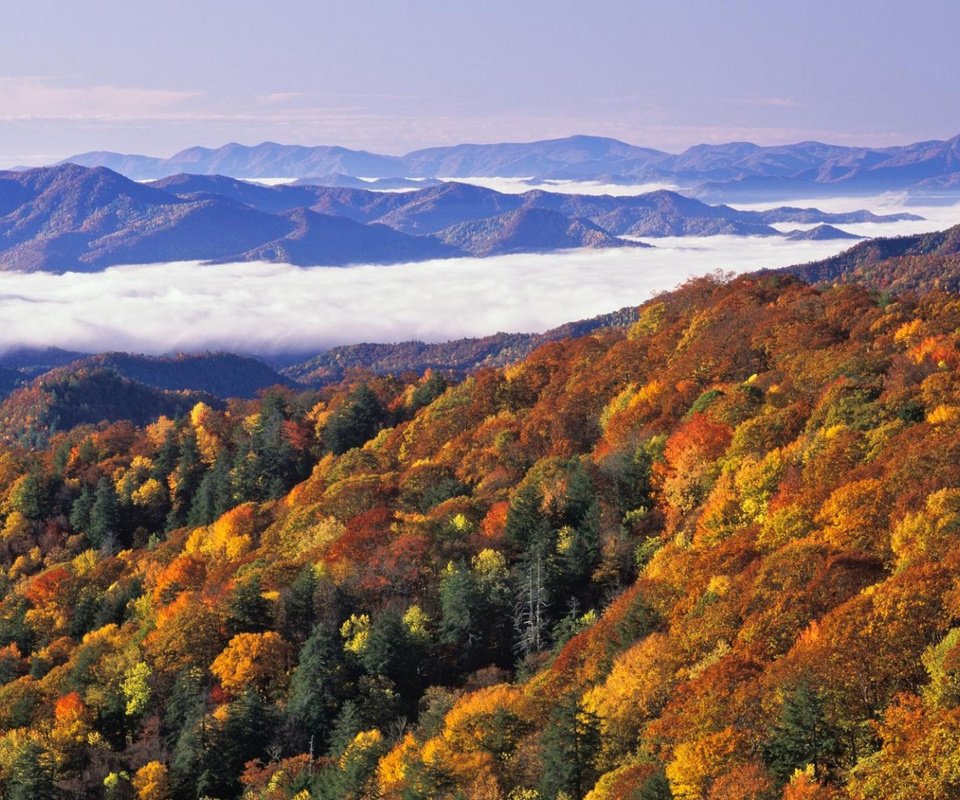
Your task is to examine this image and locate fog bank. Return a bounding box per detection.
[0,235,868,356]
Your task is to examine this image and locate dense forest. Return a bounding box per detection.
[2,260,960,798]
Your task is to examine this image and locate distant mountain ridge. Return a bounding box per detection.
[784,224,863,241]
[54,133,960,199]
[75,352,295,398]
[0,164,915,272]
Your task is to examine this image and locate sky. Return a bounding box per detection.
[2,0,959,166]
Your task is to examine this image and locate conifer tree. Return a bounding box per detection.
[763,683,839,782]
[7,742,58,800]
[539,694,600,800]
[89,476,119,550]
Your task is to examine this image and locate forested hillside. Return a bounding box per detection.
[0,269,959,798]
[784,222,960,293]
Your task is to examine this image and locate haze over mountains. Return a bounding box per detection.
[0,163,918,272]
[57,132,960,199]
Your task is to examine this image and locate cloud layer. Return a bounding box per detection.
[0,236,868,357]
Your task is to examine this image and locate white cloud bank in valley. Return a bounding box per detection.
[0,236,867,357]
[1,192,956,357]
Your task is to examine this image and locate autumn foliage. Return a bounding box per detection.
[0,273,958,797]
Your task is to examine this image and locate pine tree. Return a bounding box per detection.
[188,454,231,527]
[538,694,600,800]
[227,575,271,635]
[637,770,673,800]
[69,485,94,532]
[166,430,203,531]
[505,482,550,550]
[279,564,317,643]
[287,624,343,751]
[323,384,385,455]
[763,683,839,782]
[89,476,119,551]
[7,742,58,800]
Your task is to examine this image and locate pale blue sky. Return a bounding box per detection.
[2,0,958,164]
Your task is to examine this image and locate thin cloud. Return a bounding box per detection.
[0,77,200,121]
[737,96,807,109]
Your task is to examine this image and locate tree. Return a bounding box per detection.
[324,384,386,455]
[278,564,317,643]
[539,694,601,800]
[210,631,291,698]
[200,689,275,799]
[514,547,550,658]
[763,684,839,783]
[166,429,204,530]
[504,482,549,551]
[69,484,94,532]
[7,742,58,800]
[188,454,231,527]
[361,608,423,699]
[132,761,170,800]
[287,624,344,751]
[89,476,119,550]
[227,575,272,635]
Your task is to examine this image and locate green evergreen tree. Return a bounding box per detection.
[10,473,46,520]
[538,695,600,800]
[323,384,386,455]
[222,688,274,787]
[279,564,317,643]
[638,769,673,800]
[69,485,94,532]
[287,624,343,751]
[7,742,58,800]
[504,481,550,550]
[227,575,271,635]
[362,608,423,700]
[163,667,206,748]
[170,715,206,800]
[763,683,839,782]
[327,700,362,757]
[187,454,231,527]
[166,430,203,531]
[151,426,179,479]
[89,476,119,550]
[439,563,481,652]
[410,371,447,411]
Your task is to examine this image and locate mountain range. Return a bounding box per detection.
[55,133,960,199]
[0,164,917,272]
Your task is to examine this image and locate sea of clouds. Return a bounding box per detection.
[0,192,957,358]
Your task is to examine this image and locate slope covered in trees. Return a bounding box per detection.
[0,269,959,798]
[282,305,641,385]
[784,222,960,293]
